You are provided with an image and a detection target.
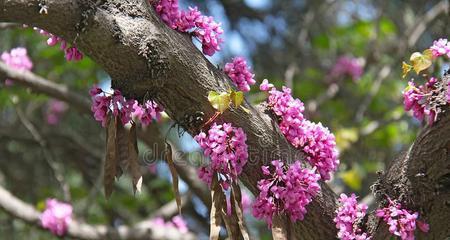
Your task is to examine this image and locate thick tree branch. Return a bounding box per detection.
[366,75,450,240]
[0,184,196,240]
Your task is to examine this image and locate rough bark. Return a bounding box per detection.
[1,0,450,239]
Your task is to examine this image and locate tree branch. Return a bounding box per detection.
[0,62,91,114]
[0,183,196,240]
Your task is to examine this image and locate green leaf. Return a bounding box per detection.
[335,128,358,151]
[208,91,231,113]
[409,49,432,74]
[402,61,413,78]
[230,90,244,108]
[340,167,362,190]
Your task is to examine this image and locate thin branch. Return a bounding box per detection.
[149,193,191,219]
[13,101,71,201]
[0,22,20,29]
[306,83,339,114]
[0,62,91,114]
[0,184,196,240]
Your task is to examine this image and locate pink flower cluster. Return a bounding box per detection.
[402,78,438,124]
[260,79,339,180]
[430,38,450,58]
[132,100,164,126]
[89,86,163,127]
[299,120,340,180]
[1,47,33,86]
[194,122,248,189]
[252,160,321,226]
[40,199,73,236]
[375,198,429,240]
[152,0,223,56]
[45,99,68,125]
[329,56,364,81]
[334,193,371,240]
[149,215,189,233]
[224,57,256,92]
[34,28,83,61]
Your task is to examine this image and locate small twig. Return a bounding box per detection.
[306,83,339,115]
[80,160,104,218]
[149,193,191,219]
[0,22,20,29]
[0,184,196,240]
[13,100,71,201]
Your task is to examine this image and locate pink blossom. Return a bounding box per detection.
[148,164,157,174]
[241,191,252,213]
[198,166,214,186]
[132,100,164,126]
[261,80,339,180]
[154,0,180,28]
[224,57,256,92]
[45,99,68,125]
[136,100,164,126]
[89,86,163,127]
[176,7,201,31]
[90,86,112,127]
[375,198,428,240]
[334,193,371,240]
[149,215,189,233]
[1,47,33,85]
[259,79,274,91]
[152,0,223,56]
[430,38,450,58]
[402,78,438,124]
[40,199,73,236]
[34,28,83,61]
[171,215,189,233]
[194,123,248,189]
[329,56,364,81]
[294,120,339,180]
[192,15,224,56]
[252,160,320,226]
[64,46,83,61]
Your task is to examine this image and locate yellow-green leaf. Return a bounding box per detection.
[208,91,230,113]
[230,91,244,108]
[340,167,362,190]
[409,50,432,74]
[402,62,412,78]
[335,128,358,151]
